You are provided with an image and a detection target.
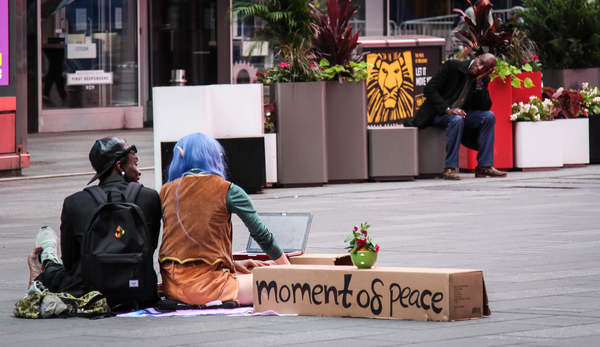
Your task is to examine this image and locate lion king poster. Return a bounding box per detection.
[366,47,440,126]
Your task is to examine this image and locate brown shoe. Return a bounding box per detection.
[475,166,507,178]
[441,168,461,180]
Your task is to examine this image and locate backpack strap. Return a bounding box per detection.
[124,182,142,203]
[84,185,107,205]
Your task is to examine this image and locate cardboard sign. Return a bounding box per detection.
[253,265,487,321]
[0,0,9,86]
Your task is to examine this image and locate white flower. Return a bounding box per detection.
[582,82,589,90]
[529,95,539,101]
[593,96,600,103]
[521,103,531,113]
[530,105,539,114]
[534,114,541,121]
[556,87,564,95]
[510,113,518,121]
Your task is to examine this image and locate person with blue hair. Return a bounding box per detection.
[158,132,290,306]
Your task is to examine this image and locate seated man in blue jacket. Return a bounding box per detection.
[414,53,507,180]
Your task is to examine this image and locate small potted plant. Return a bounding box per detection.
[580,82,600,163]
[345,222,379,269]
[511,96,562,169]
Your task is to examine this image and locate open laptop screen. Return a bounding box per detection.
[246,212,312,255]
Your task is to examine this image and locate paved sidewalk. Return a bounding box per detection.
[1,129,599,346]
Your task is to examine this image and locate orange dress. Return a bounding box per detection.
[159,175,238,305]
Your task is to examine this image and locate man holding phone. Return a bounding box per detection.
[414,53,507,180]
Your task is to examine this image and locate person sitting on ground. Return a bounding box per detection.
[414,53,507,180]
[27,137,162,305]
[158,132,290,307]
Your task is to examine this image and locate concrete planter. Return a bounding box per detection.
[543,68,600,89]
[264,133,278,183]
[368,127,417,180]
[590,116,600,164]
[273,82,327,185]
[326,81,368,182]
[556,118,590,166]
[514,121,563,169]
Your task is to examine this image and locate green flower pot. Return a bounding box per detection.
[350,250,378,269]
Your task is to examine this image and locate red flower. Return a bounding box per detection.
[279,61,290,69]
[360,228,367,236]
[523,58,529,63]
[311,62,317,68]
[375,244,380,252]
[356,238,366,249]
[531,54,539,61]
[353,226,358,232]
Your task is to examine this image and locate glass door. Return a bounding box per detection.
[150,0,218,86]
[40,0,138,109]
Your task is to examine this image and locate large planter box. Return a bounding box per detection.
[514,121,563,169]
[556,118,590,166]
[274,82,327,185]
[590,116,600,164]
[512,71,542,104]
[326,81,368,182]
[417,127,445,177]
[543,68,600,89]
[460,78,513,170]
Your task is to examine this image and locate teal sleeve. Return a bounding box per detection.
[226,183,283,260]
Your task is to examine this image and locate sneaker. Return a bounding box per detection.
[441,168,461,180]
[475,166,507,178]
[36,226,60,265]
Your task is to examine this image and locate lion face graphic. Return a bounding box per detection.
[367,51,415,125]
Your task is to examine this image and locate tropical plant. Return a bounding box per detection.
[516,0,600,69]
[503,29,539,70]
[309,0,364,81]
[453,0,512,58]
[344,222,379,254]
[234,0,317,81]
[511,96,554,121]
[580,82,600,116]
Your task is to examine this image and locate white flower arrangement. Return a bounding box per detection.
[580,82,600,116]
[511,96,554,122]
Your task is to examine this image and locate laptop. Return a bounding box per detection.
[232,212,312,260]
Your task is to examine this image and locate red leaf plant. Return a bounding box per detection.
[309,0,363,69]
[543,86,588,119]
[453,0,512,58]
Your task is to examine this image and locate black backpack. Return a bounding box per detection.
[82,182,158,309]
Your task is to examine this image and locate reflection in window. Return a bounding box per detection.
[41,0,138,109]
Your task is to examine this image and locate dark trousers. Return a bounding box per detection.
[432,110,495,169]
[35,262,87,297]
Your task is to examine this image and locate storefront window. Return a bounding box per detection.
[41,0,138,109]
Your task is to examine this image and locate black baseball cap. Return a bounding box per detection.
[88,137,137,184]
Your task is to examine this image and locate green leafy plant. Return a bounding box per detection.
[318,58,368,82]
[309,0,364,81]
[511,96,554,122]
[453,0,513,58]
[234,0,318,82]
[344,222,379,254]
[516,0,600,69]
[580,82,600,116]
[491,57,534,88]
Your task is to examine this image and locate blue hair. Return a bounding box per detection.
[167,132,227,182]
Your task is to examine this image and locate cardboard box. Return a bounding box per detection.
[289,254,352,266]
[253,265,489,321]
